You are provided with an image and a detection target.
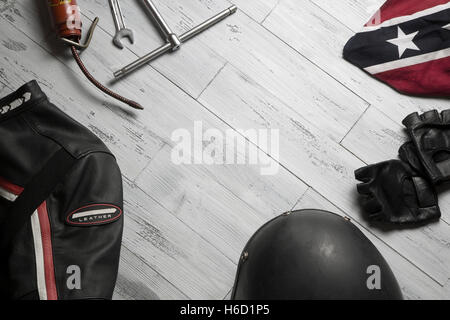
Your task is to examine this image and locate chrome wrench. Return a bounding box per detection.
[109,0,134,49]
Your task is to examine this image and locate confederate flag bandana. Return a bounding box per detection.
[344,0,450,97]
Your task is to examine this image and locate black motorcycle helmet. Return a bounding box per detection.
[231,209,403,300]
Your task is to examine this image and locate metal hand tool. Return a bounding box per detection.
[143,0,181,50]
[113,1,237,78]
[109,0,135,49]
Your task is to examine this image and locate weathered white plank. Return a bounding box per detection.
[114,246,188,300]
[342,106,406,163]
[199,63,450,286]
[311,0,386,32]
[262,0,450,125]
[342,106,450,224]
[229,0,278,23]
[136,143,307,262]
[295,188,449,300]
[122,180,235,299]
[223,289,232,300]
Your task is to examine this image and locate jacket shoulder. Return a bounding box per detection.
[24,101,112,159]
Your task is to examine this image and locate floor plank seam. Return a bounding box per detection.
[338,143,368,165]
[132,142,168,183]
[196,61,229,100]
[259,0,281,24]
[222,288,232,300]
[339,103,372,144]
[290,188,311,212]
[308,0,357,34]
[373,104,413,129]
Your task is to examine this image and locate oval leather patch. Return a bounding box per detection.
[66,204,122,226]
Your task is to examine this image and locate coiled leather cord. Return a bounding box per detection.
[71,46,143,110]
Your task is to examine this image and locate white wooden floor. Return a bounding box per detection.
[0,0,449,300]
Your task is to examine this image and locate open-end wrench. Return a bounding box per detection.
[109,0,134,49]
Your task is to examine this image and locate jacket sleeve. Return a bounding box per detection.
[47,151,123,300]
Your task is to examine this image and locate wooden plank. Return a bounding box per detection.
[136,144,307,261]
[223,289,232,300]
[342,106,406,163]
[229,0,278,23]
[295,188,449,299]
[342,106,450,224]
[311,0,386,32]
[0,17,164,181]
[114,246,188,300]
[198,63,450,286]
[122,179,235,299]
[262,0,450,125]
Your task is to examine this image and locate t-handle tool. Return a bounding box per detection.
[109,0,135,49]
[113,2,237,78]
[143,0,181,50]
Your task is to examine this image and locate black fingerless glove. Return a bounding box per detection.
[403,109,450,184]
[355,160,440,224]
[398,141,424,174]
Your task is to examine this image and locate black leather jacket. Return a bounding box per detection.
[0,81,123,300]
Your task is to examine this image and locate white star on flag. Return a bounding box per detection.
[387,26,420,58]
[444,23,450,31]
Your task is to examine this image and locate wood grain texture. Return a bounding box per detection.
[311,0,386,32]
[121,179,236,299]
[136,145,306,262]
[0,0,449,299]
[341,106,406,164]
[229,0,278,23]
[114,246,188,300]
